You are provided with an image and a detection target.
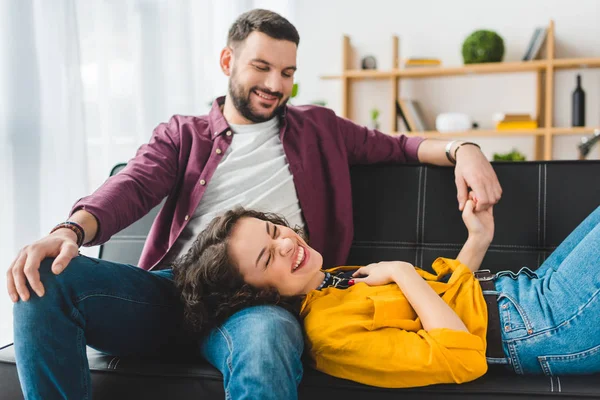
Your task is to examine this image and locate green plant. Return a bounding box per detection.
[462,30,505,64]
[370,108,380,121]
[291,83,299,98]
[311,100,327,107]
[493,149,526,161]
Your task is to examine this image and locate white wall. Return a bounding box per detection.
[292,0,600,160]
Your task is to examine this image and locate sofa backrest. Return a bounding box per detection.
[99,161,600,273]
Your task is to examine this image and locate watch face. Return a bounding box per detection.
[361,56,377,70]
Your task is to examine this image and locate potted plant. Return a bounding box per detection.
[370,108,380,130]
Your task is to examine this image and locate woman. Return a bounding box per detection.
[172,201,600,388]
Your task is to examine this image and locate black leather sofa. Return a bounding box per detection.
[2,160,600,399]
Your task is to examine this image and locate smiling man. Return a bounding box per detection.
[8,9,501,400]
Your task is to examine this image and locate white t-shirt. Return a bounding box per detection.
[161,116,305,266]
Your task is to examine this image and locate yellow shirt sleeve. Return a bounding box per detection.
[301,258,488,388]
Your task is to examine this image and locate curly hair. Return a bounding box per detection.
[171,207,306,337]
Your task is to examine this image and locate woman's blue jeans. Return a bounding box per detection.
[13,257,303,400]
[492,205,600,375]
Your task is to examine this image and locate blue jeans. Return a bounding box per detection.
[491,205,600,375]
[13,256,303,399]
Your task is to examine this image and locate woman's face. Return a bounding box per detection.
[228,217,324,296]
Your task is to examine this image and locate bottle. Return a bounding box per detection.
[572,74,585,127]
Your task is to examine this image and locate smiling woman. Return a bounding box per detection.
[173,204,600,388]
[171,208,309,335]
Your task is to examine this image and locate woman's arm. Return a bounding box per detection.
[352,261,468,332]
[456,198,494,272]
[392,263,469,332]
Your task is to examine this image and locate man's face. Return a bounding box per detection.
[227,32,297,123]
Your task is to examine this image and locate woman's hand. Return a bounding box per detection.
[462,197,494,243]
[351,261,414,286]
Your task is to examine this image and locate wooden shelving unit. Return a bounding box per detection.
[321,20,600,160]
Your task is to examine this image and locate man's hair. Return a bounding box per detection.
[172,207,305,337]
[227,9,300,48]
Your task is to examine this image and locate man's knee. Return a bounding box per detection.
[15,256,92,315]
[227,305,304,357]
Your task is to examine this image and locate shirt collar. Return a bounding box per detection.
[208,95,288,138]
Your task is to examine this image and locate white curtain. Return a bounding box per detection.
[0,0,296,344]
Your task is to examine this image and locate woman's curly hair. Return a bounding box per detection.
[172,207,306,337]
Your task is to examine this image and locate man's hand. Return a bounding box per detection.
[454,144,502,212]
[351,261,414,286]
[6,230,80,302]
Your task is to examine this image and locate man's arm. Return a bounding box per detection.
[7,117,182,302]
[334,113,502,212]
[417,139,502,212]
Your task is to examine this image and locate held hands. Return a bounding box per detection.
[462,197,494,244]
[351,261,414,286]
[454,144,502,212]
[6,229,79,302]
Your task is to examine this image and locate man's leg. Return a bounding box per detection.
[13,255,193,400]
[201,305,304,400]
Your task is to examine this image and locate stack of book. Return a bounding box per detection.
[396,99,428,132]
[495,113,538,130]
[404,58,442,67]
[522,27,548,61]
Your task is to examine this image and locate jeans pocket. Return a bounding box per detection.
[538,343,600,375]
[498,294,530,335]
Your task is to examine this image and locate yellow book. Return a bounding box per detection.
[496,120,538,130]
[405,59,441,66]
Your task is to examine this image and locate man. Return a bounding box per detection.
[7,9,501,400]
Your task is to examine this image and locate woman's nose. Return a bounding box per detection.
[277,237,294,256]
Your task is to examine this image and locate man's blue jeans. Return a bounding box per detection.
[13,256,303,399]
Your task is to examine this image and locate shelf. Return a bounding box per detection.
[553,58,600,70]
[329,21,600,160]
[390,128,599,138]
[393,129,546,138]
[321,58,600,80]
[397,60,547,78]
[551,127,600,135]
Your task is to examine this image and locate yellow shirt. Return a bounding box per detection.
[300,257,488,388]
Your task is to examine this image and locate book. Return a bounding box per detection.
[398,99,428,132]
[398,100,417,131]
[406,100,428,131]
[496,120,539,130]
[522,27,547,61]
[396,100,412,132]
[405,58,442,67]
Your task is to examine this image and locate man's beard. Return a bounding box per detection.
[228,73,287,123]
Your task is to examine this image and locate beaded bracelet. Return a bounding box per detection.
[50,221,85,247]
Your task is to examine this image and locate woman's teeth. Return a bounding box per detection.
[293,246,305,271]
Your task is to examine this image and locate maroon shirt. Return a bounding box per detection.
[71,97,424,270]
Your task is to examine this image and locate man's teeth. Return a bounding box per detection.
[293,246,305,271]
[255,91,276,100]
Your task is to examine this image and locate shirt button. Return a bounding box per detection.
[226,130,232,136]
[216,149,222,155]
[200,179,206,185]
[502,304,508,309]
[184,215,189,221]
[505,326,510,332]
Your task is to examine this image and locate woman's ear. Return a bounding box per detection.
[220,47,233,76]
